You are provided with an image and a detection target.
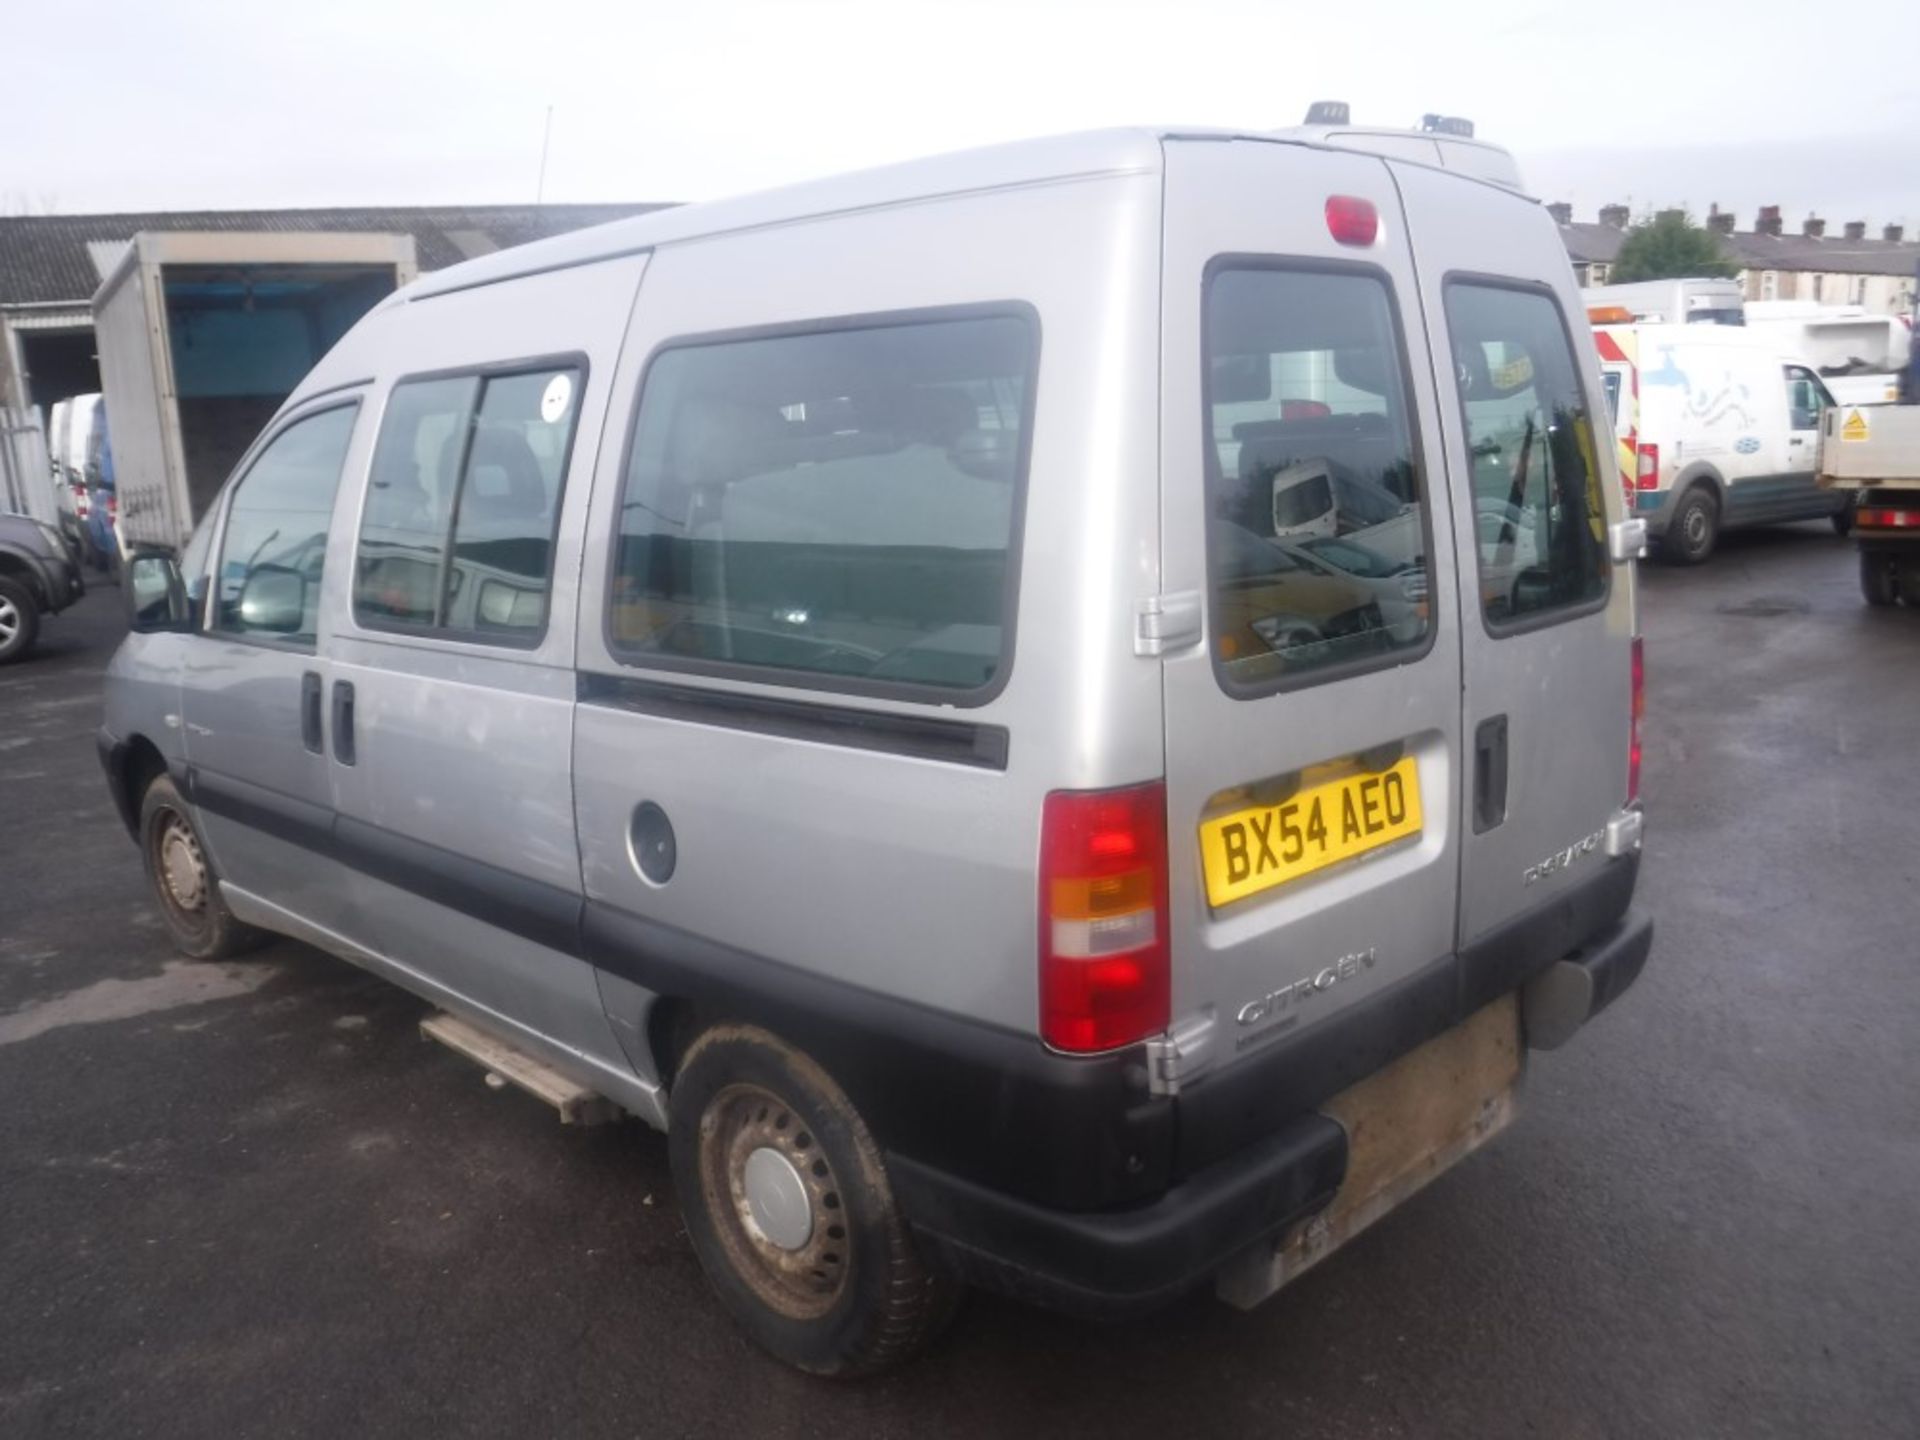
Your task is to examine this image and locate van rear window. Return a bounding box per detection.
[1203,264,1432,695]
[1442,283,1608,627]
[607,310,1034,701]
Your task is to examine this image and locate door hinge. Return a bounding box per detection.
[1135,590,1203,657]
[1144,1011,1216,1096]
[1609,518,1649,563]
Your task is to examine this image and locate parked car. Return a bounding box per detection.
[101,120,1652,1376]
[0,511,85,663]
[62,394,112,570]
[44,399,84,563]
[85,404,121,576]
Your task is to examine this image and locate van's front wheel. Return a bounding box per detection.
[138,775,265,959]
[668,1024,958,1376]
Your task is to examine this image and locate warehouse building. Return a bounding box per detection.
[0,203,669,419]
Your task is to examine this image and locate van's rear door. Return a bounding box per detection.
[1157,138,1465,1111]
[1387,160,1635,995]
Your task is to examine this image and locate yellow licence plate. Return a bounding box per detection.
[1199,755,1422,908]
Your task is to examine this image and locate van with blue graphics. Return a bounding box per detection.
[1595,320,1851,562]
[101,121,1652,1375]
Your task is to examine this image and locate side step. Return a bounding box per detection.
[420,1011,621,1126]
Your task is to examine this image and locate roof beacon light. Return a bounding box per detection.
[1325,195,1380,248]
[1304,100,1351,126]
[1421,113,1476,138]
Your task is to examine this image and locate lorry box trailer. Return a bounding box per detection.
[93,232,417,550]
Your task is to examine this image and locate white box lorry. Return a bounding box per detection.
[93,232,417,550]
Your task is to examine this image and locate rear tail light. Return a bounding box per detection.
[1856,507,1920,529]
[1039,782,1170,1053]
[1628,636,1645,806]
[1635,443,1659,491]
[1325,195,1380,248]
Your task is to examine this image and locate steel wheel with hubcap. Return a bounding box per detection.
[0,576,38,664]
[668,1024,958,1376]
[699,1082,851,1318]
[137,774,264,959]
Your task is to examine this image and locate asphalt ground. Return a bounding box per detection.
[1,525,1916,1438]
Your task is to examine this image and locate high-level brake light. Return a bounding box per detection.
[1325,195,1379,248]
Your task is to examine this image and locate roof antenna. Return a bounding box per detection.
[536,105,554,204]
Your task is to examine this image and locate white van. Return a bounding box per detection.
[1595,322,1848,562]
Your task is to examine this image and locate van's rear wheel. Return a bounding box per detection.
[668,1024,958,1376]
[1860,549,1900,607]
[138,775,265,959]
[1665,486,1719,565]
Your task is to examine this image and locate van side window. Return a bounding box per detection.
[354,363,581,642]
[1203,265,1432,694]
[1784,365,1830,431]
[1443,283,1608,627]
[607,310,1034,698]
[212,404,358,648]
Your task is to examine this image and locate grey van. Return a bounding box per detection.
[101,121,1653,1375]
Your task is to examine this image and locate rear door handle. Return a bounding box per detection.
[1473,714,1508,834]
[300,671,323,754]
[331,680,356,767]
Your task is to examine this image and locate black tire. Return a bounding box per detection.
[1831,500,1855,537]
[1860,549,1900,607]
[137,775,266,959]
[668,1023,959,1376]
[0,575,40,664]
[1664,485,1720,565]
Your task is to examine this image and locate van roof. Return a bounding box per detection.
[403,125,1526,303]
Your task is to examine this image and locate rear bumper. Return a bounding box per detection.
[893,864,1651,1317]
[892,1112,1347,1319]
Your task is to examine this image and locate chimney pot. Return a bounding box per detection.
[1802,214,1826,238]
[1545,201,1572,225]
[1844,221,1867,241]
[1598,203,1631,229]
[1885,223,1905,244]
[1756,206,1784,236]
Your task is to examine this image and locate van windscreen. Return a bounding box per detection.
[607,310,1034,699]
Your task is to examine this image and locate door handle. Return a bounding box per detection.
[331,680,356,766]
[300,671,323,754]
[1473,714,1509,834]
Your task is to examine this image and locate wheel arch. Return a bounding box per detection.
[106,733,170,841]
[0,547,49,609]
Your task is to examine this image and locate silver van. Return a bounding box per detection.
[101,122,1653,1375]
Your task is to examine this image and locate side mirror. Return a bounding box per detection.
[236,565,307,635]
[126,550,191,633]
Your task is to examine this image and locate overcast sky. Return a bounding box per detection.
[5,0,1917,228]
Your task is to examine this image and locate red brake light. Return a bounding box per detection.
[1857,507,1919,529]
[1635,443,1659,491]
[1325,195,1379,248]
[1039,782,1170,1053]
[1628,636,1644,806]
